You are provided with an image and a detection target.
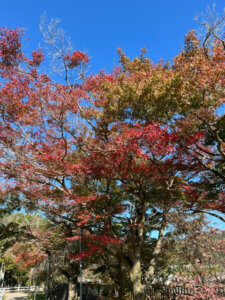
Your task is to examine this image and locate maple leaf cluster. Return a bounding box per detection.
[0,27,23,67]
[27,50,45,67]
[64,50,89,68]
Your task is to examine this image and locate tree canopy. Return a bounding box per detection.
[0,17,224,299]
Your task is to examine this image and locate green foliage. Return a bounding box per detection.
[1,253,29,286]
[0,193,21,218]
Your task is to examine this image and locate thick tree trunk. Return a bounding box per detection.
[115,262,127,300]
[59,264,79,300]
[129,257,145,300]
[68,279,77,300]
[145,227,165,283]
[129,196,146,299]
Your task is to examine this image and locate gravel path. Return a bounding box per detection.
[4,291,30,300]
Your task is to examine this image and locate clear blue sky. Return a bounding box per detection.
[1,0,224,73]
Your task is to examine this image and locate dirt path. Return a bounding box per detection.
[4,291,30,300]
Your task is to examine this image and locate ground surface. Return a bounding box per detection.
[4,291,29,300]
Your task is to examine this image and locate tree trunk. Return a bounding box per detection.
[129,257,145,300]
[115,263,126,300]
[129,195,146,299]
[68,279,77,300]
[59,265,79,300]
[145,226,165,283]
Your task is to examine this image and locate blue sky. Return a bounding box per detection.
[1,0,224,73]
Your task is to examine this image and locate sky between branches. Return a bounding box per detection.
[0,0,224,73]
